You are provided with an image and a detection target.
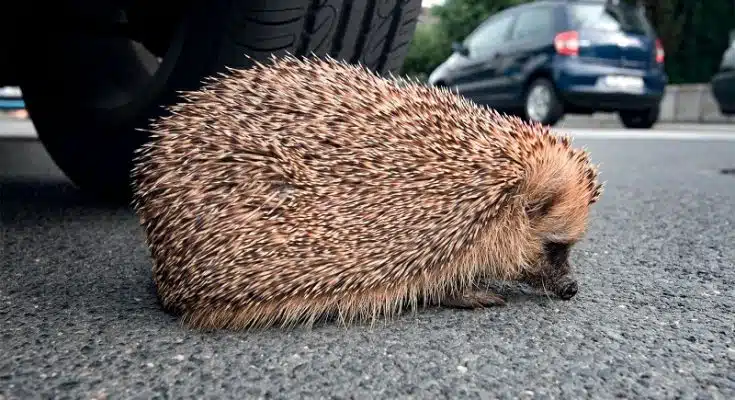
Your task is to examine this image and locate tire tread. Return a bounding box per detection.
[17,0,421,200]
[219,0,420,74]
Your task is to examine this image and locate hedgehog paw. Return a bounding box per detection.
[442,290,506,309]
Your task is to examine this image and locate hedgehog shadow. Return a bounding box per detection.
[179,279,555,334]
[477,280,553,302]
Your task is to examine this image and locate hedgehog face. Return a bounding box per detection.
[525,240,579,300]
[519,181,593,300]
[520,222,585,300]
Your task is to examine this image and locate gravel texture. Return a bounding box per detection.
[1,131,734,399]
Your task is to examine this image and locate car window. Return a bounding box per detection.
[510,7,556,41]
[568,2,654,36]
[464,14,515,57]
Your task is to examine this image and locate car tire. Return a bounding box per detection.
[16,0,421,202]
[618,106,659,129]
[523,77,563,126]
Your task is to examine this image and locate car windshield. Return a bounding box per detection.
[569,2,654,36]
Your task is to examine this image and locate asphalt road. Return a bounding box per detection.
[2,119,734,399]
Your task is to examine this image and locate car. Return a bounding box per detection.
[711,30,735,116]
[427,0,667,129]
[0,86,25,112]
[0,0,422,201]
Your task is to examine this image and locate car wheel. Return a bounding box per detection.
[618,107,659,129]
[16,0,421,202]
[523,77,563,126]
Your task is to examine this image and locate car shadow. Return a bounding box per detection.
[1,154,169,328]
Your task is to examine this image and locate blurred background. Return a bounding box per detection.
[401,0,735,125]
[0,85,27,119]
[2,0,734,126]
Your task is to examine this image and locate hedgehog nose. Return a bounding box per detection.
[558,280,578,300]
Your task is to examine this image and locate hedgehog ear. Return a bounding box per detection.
[525,192,557,220]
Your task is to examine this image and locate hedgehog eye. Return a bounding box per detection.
[543,241,570,266]
[525,196,555,220]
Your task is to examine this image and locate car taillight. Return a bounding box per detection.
[554,30,579,56]
[655,38,665,63]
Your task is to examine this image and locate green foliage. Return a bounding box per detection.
[401,22,452,81]
[644,0,735,83]
[401,0,735,84]
[432,0,528,43]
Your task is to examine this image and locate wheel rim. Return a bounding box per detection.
[20,7,188,113]
[526,84,552,122]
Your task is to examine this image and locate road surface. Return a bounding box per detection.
[2,119,734,399]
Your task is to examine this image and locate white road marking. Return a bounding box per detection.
[557,128,735,141]
[0,119,37,140]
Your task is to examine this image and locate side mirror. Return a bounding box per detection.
[452,42,469,56]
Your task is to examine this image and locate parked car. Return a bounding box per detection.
[0,0,421,201]
[711,30,735,116]
[427,0,667,129]
[0,86,25,111]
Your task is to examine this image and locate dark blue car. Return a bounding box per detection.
[427,0,667,128]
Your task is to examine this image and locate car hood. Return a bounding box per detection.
[427,53,463,85]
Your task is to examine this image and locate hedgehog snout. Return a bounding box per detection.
[556,277,578,300]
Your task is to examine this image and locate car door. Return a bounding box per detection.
[501,5,561,109]
[446,12,517,107]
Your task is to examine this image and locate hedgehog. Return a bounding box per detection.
[130,54,603,330]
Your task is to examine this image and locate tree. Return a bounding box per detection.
[647,0,735,83]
